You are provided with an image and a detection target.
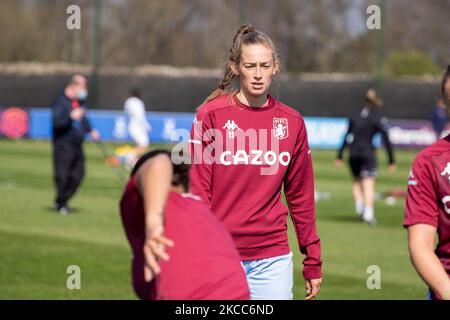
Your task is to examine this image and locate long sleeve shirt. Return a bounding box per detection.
[338,106,395,164]
[188,93,322,280]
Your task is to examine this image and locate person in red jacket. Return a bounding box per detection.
[119,150,249,300]
[188,24,322,300]
[404,65,450,300]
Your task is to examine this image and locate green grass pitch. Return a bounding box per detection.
[0,139,427,299]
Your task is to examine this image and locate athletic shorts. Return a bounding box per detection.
[240,251,293,300]
[349,155,377,178]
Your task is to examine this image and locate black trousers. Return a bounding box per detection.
[52,139,85,207]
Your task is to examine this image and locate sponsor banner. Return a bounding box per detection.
[28,108,195,144]
[27,109,353,148]
[388,119,449,148]
[29,108,52,139]
[21,108,450,149]
[305,118,449,149]
[0,107,29,139]
[76,110,194,143]
[304,117,349,149]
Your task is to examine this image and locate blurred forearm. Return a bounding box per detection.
[136,154,173,224]
[408,225,450,300]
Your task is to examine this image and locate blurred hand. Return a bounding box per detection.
[388,163,397,172]
[305,278,322,300]
[70,108,84,120]
[143,214,174,282]
[442,289,450,300]
[90,129,100,141]
[334,159,344,168]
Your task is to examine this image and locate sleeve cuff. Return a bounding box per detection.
[403,217,438,229]
[303,265,323,280]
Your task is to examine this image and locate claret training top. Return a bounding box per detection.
[405,134,450,299]
[189,93,322,280]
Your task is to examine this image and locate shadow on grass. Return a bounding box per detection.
[43,206,81,214]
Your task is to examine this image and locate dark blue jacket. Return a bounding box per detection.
[51,90,92,145]
[431,105,448,136]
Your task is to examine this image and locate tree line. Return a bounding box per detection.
[0,0,448,75]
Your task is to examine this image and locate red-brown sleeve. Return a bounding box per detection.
[188,109,214,207]
[404,154,439,228]
[284,117,323,280]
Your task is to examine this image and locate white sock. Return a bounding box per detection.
[363,207,374,221]
[355,200,364,215]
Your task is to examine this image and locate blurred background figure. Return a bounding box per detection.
[335,89,396,226]
[51,74,100,214]
[124,87,151,156]
[430,97,448,139]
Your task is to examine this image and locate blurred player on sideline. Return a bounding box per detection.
[404,65,450,300]
[119,150,249,300]
[335,89,396,226]
[51,74,100,214]
[189,24,322,300]
[430,97,448,139]
[124,87,151,156]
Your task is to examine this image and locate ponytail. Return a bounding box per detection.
[199,63,236,108]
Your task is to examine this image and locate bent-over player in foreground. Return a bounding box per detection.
[119,150,249,299]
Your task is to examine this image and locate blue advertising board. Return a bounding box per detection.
[28,108,354,148]
[28,108,196,144]
[26,108,439,149]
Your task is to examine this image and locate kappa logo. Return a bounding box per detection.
[441,162,450,180]
[408,169,418,186]
[223,120,240,139]
[273,118,288,140]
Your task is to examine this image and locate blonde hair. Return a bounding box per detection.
[197,24,279,110]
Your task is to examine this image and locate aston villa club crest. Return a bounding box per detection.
[273,118,288,140]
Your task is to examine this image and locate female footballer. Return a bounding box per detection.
[335,89,396,226]
[189,24,322,300]
[404,66,450,300]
